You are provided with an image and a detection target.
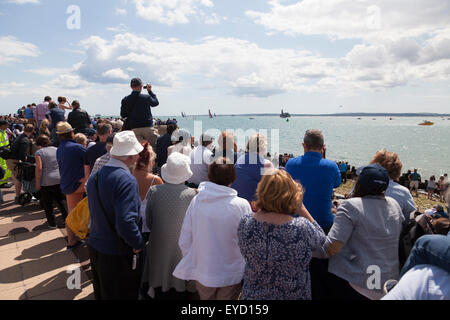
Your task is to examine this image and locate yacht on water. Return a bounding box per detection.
[280,109,291,118]
[418,120,434,126]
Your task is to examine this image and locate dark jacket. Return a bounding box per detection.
[156,133,172,167]
[9,133,31,162]
[87,165,144,255]
[121,90,159,129]
[68,108,91,134]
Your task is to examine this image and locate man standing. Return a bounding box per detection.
[338,161,348,184]
[24,104,36,126]
[409,169,421,197]
[35,96,51,128]
[56,122,86,250]
[84,123,113,177]
[156,119,177,173]
[0,120,12,187]
[187,133,214,188]
[121,78,159,149]
[67,100,92,135]
[6,124,34,203]
[285,129,341,300]
[86,131,145,300]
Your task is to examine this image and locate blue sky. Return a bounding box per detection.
[0,0,449,116]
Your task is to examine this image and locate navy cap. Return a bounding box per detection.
[85,128,97,137]
[166,120,177,126]
[130,78,143,87]
[356,164,390,193]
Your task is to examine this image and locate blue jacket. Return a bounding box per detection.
[286,152,341,230]
[121,90,159,129]
[231,153,264,202]
[87,162,144,255]
[57,140,86,195]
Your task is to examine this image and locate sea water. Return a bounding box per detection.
[168,115,450,178]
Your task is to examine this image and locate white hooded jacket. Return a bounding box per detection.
[173,181,251,287]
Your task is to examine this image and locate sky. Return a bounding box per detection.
[0,0,449,116]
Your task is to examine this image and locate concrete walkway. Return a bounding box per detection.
[0,186,94,300]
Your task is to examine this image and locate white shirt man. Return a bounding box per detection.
[187,134,213,187]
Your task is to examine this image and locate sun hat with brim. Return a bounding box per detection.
[161,152,193,184]
[356,163,390,193]
[56,122,74,134]
[110,131,144,156]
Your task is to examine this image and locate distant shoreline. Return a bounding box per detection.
[95,112,450,118]
[160,113,450,118]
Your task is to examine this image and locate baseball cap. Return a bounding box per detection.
[0,120,8,126]
[201,133,214,143]
[130,78,143,87]
[356,164,390,194]
[85,128,97,137]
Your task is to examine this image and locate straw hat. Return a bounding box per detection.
[56,122,74,134]
[110,131,144,156]
[161,152,193,184]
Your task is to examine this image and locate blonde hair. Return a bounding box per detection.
[74,133,88,147]
[370,149,403,180]
[256,169,303,215]
[246,133,267,155]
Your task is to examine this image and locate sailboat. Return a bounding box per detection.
[181,112,186,118]
[208,109,213,119]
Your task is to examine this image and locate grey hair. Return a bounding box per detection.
[304,129,324,150]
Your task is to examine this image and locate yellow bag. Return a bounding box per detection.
[65,196,90,239]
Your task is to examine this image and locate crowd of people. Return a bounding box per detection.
[0,77,449,301]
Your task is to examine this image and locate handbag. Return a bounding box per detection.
[65,196,90,239]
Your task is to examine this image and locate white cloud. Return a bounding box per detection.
[242,0,450,95]
[0,36,40,65]
[115,8,127,16]
[7,0,40,4]
[75,33,338,97]
[107,23,129,33]
[102,68,129,81]
[246,0,450,41]
[72,31,450,97]
[133,0,216,25]
[27,67,71,76]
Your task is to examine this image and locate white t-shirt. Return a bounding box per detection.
[382,265,450,300]
[188,145,213,186]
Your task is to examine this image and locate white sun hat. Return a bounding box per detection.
[110,131,144,156]
[161,152,193,184]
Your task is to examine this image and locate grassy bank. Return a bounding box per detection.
[335,180,444,213]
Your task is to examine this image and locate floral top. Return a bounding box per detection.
[238,213,326,300]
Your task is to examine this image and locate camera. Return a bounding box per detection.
[143,85,150,89]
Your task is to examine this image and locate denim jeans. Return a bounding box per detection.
[400,234,450,278]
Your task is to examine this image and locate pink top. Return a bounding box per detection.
[35,101,49,121]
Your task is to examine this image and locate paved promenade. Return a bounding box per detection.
[0,186,94,300]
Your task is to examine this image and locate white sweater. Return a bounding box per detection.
[173,181,252,287]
